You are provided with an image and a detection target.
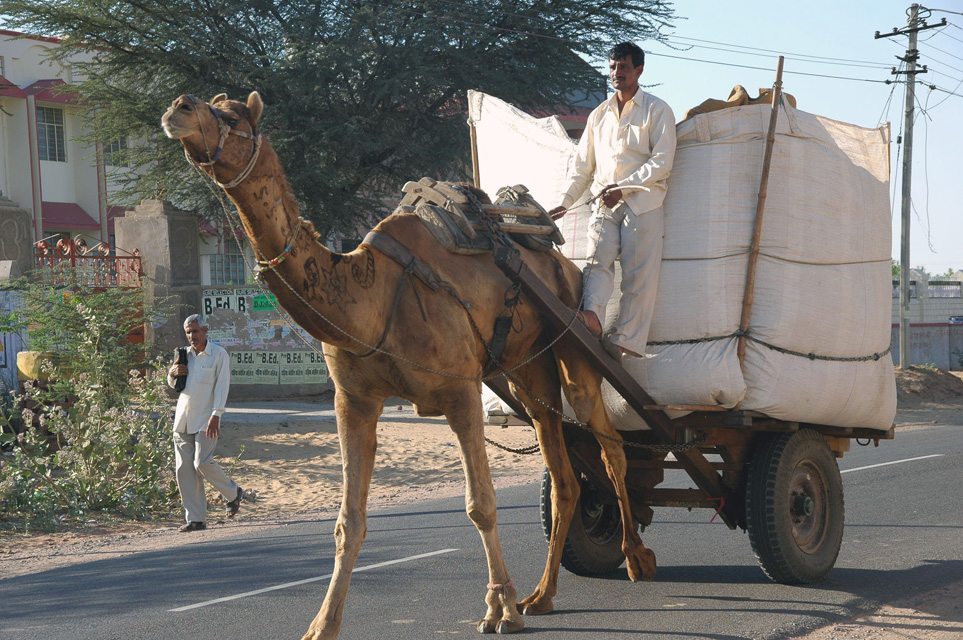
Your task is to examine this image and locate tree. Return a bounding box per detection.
[0,0,675,238]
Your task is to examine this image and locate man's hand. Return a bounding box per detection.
[601,184,623,209]
[169,364,187,377]
[206,415,221,439]
[548,205,567,220]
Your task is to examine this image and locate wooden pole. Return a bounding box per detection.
[737,56,785,364]
[469,119,481,188]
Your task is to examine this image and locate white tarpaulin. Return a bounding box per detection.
[468,91,896,431]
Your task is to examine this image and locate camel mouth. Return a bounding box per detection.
[161,119,192,140]
[161,107,195,139]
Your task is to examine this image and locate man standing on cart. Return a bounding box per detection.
[549,41,676,358]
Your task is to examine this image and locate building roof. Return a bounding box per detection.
[0,29,61,45]
[42,201,100,231]
[25,79,81,105]
[0,74,28,98]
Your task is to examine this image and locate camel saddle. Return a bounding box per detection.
[398,177,564,254]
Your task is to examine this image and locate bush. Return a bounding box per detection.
[0,363,179,531]
[0,267,178,531]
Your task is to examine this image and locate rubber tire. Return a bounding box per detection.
[539,467,625,576]
[746,429,845,585]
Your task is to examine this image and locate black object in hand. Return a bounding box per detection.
[173,347,188,392]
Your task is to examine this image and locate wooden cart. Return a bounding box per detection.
[486,246,894,585]
[473,58,893,584]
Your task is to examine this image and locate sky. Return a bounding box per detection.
[633,0,963,275]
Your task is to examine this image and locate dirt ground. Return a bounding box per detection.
[2,366,961,639]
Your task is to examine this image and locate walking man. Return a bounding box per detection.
[549,42,676,358]
[167,314,243,532]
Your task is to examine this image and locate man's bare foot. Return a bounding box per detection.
[577,310,602,338]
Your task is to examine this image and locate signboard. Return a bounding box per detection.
[230,350,327,385]
[202,287,328,386]
[202,287,312,349]
[279,350,328,385]
[950,316,963,325]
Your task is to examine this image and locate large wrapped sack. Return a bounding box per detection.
[469,91,896,431]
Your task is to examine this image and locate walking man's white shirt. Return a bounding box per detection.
[167,322,240,527]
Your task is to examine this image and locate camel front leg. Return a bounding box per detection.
[445,389,524,635]
[509,361,578,617]
[302,390,381,640]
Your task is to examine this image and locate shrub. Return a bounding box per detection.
[0,363,179,531]
[0,267,178,531]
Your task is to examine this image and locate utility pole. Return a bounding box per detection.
[876,4,946,368]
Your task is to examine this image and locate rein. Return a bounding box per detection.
[183,94,262,189]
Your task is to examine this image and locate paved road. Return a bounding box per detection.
[2,422,961,640]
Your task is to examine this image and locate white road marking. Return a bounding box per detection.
[841,454,944,474]
[169,548,459,612]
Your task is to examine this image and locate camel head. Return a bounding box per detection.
[162,91,264,172]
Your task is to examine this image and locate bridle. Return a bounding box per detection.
[182,94,262,189]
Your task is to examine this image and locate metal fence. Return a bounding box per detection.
[927,280,963,298]
[892,280,918,299]
[33,238,143,288]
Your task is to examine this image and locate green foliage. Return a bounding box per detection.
[892,259,900,278]
[0,268,178,531]
[12,266,155,407]
[0,363,178,531]
[0,0,674,237]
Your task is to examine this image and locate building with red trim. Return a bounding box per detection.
[0,30,256,286]
[0,30,131,248]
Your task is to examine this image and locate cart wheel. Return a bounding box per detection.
[746,428,844,584]
[540,467,625,576]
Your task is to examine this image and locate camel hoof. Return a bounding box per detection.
[477,619,496,634]
[519,598,554,616]
[496,618,525,634]
[626,547,657,583]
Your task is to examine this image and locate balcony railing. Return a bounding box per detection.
[33,238,143,288]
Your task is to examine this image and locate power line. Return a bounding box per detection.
[934,27,963,45]
[929,82,963,99]
[647,49,889,84]
[667,36,886,69]
[664,34,890,67]
[925,40,963,63]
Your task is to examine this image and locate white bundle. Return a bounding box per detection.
[469,92,896,431]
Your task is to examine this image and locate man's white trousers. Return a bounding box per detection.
[174,429,239,523]
[582,203,664,357]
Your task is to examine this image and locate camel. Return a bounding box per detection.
[162,91,656,639]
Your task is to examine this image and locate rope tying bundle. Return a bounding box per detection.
[648,329,892,363]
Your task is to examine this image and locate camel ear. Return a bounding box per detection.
[246,91,263,125]
[210,93,227,105]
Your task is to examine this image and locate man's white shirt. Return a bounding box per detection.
[557,90,676,216]
[167,341,230,434]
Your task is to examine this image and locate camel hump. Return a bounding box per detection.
[397,177,562,255]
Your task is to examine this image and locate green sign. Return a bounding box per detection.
[252,293,277,312]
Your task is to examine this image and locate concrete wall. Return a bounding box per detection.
[889,324,960,369]
[891,277,963,369]
[116,200,333,399]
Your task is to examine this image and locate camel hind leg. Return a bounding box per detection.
[302,390,381,640]
[555,345,657,583]
[442,385,524,635]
